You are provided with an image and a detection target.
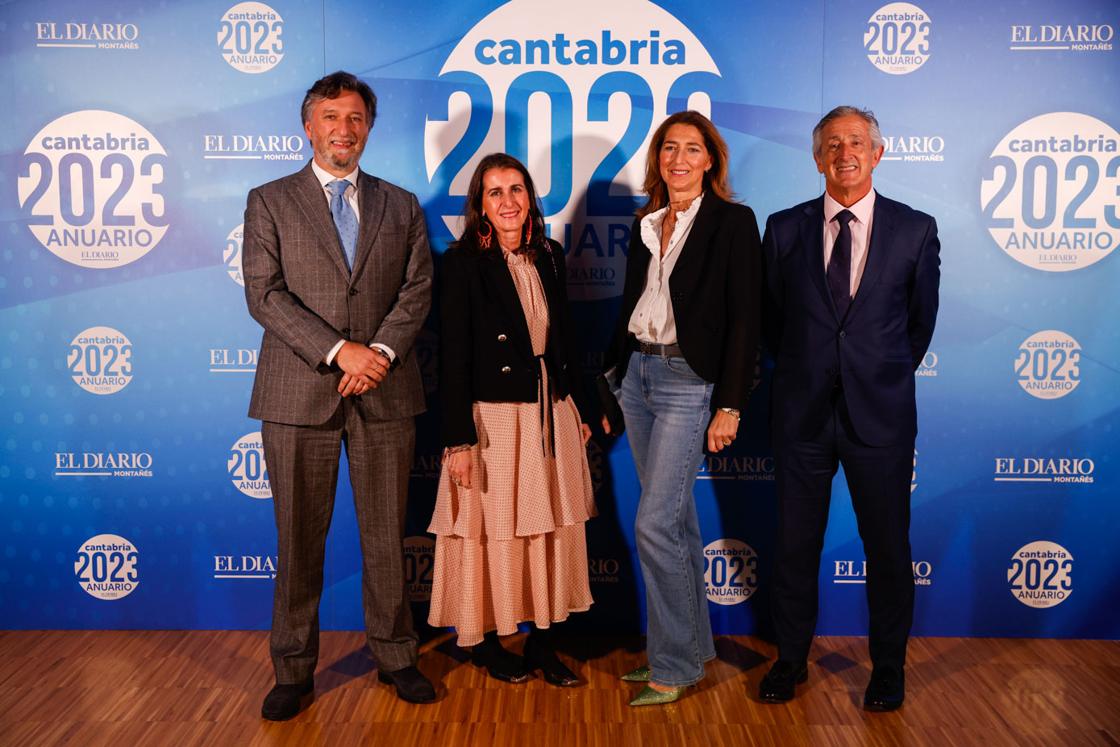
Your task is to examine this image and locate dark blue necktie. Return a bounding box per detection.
[327,179,357,271]
[828,209,854,318]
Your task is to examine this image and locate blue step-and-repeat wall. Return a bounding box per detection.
[2,0,1118,639]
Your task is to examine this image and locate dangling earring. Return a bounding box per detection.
[477,217,493,249]
[523,216,533,248]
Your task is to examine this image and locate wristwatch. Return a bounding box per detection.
[718,407,740,420]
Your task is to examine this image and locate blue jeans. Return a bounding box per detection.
[619,351,716,686]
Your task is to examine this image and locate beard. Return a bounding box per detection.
[315,138,365,173]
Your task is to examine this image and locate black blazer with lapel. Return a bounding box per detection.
[761,192,940,447]
[440,238,589,446]
[605,194,762,412]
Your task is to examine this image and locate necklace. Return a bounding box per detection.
[668,193,700,213]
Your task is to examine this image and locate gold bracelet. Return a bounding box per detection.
[441,444,472,462]
[718,407,741,421]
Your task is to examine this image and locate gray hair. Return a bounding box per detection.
[812,106,883,156]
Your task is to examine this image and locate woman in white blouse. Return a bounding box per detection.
[602,111,762,706]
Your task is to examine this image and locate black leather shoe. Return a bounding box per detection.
[758,660,808,703]
[472,632,530,684]
[863,668,904,711]
[523,630,579,687]
[377,665,436,704]
[261,678,314,721]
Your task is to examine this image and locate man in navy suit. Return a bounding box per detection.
[758,106,940,711]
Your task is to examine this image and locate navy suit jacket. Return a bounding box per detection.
[762,192,940,447]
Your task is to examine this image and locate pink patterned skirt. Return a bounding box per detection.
[427,385,596,647]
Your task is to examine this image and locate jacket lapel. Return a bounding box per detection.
[670,193,721,289]
[481,252,533,353]
[800,196,834,318]
[349,171,386,283]
[290,164,351,280]
[846,191,894,321]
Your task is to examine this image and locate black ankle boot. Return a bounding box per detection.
[471,631,529,683]
[523,626,579,687]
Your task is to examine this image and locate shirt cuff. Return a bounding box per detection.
[370,343,396,363]
[325,339,346,366]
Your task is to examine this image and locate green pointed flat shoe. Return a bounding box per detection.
[628,684,684,706]
[620,665,651,682]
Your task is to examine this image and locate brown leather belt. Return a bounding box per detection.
[630,337,683,358]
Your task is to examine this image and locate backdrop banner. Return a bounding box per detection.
[1,0,1117,639]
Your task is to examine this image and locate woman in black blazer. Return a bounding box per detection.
[602,111,762,705]
[428,153,595,687]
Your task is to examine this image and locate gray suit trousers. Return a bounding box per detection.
[263,398,417,683]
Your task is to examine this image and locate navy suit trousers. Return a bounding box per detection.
[771,389,915,672]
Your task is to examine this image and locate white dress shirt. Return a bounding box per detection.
[627,193,704,344]
[822,189,876,298]
[310,161,396,365]
[311,159,361,219]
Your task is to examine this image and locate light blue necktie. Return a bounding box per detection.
[326,179,357,270]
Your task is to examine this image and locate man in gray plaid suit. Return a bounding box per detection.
[243,71,435,720]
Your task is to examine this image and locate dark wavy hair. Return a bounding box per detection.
[301,71,377,128]
[638,110,732,218]
[458,152,548,258]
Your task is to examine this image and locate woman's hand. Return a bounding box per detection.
[706,410,740,453]
[447,450,473,490]
[580,423,593,445]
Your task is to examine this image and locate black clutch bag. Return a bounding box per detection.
[595,371,625,436]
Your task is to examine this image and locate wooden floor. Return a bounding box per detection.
[1,631,1117,746]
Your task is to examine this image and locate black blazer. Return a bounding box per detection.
[440,238,589,446]
[605,194,762,412]
[762,192,940,446]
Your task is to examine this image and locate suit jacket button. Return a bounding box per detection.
[497,334,508,342]
[349,288,358,296]
[839,330,846,339]
[501,366,512,374]
[342,327,351,335]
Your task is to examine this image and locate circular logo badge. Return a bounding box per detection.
[218,2,285,73]
[18,110,170,268]
[703,538,758,605]
[229,431,270,499]
[864,3,932,75]
[403,536,436,601]
[1016,330,1081,399]
[1008,541,1073,608]
[68,326,133,395]
[982,112,1120,272]
[223,223,244,286]
[76,534,139,600]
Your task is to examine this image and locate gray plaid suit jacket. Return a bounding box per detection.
[243,163,432,425]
